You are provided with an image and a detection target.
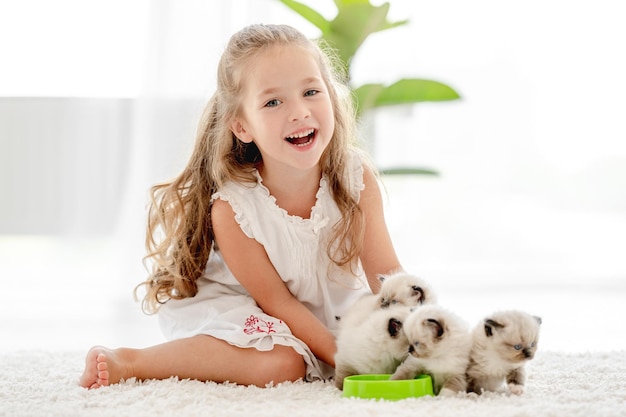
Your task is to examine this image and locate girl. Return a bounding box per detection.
[80,23,402,389]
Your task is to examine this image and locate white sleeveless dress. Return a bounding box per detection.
[158,150,371,381]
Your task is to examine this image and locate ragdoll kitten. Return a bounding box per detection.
[466,310,542,395]
[337,271,436,330]
[377,271,437,309]
[334,304,410,390]
[390,305,472,396]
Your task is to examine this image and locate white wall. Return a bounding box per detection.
[354,0,626,285]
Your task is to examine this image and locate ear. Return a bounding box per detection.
[411,286,424,302]
[484,318,504,337]
[425,318,444,338]
[534,316,542,325]
[230,119,254,143]
[387,318,403,338]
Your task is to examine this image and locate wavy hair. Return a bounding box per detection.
[137,24,366,314]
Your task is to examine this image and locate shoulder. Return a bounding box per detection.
[211,176,261,239]
[211,196,235,220]
[211,173,262,212]
[358,156,382,205]
[210,197,244,237]
[343,148,377,200]
[361,162,379,191]
[213,174,259,199]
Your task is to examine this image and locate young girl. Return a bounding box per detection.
[80,23,403,389]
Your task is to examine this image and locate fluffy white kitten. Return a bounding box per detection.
[334,304,410,390]
[466,310,542,395]
[390,305,472,396]
[337,272,436,329]
[377,271,437,309]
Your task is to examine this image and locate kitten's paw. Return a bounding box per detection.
[438,388,457,397]
[508,383,524,395]
[389,370,410,380]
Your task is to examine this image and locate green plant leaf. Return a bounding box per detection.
[379,167,439,176]
[278,0,330,32]
[324,2,408,73]
[353,83,384,115]
[375,79,460,107]
[354,79,460,116]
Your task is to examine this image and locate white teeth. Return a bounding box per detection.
[286,128,315,139]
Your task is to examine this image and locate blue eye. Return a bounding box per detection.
[513,344,523,350]
[265,99,281,108]
[304,89,319,97]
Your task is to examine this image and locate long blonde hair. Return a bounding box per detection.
[138,24,366,314]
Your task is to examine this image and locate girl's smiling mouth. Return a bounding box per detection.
[285,128,316,147]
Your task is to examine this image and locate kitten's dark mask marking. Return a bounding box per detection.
[387,318,403,338]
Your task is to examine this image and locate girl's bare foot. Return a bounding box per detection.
[79,346,130,389]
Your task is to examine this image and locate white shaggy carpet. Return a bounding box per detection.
[1,350,625,417]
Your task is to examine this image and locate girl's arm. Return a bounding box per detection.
[211,198,337,367]
[359,165,403,294]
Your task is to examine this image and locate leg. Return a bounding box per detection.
[333,363,357,390]
[389,358,422,381]
[79,335,306,389]
[438,373,467,397]
[506,367,526,395]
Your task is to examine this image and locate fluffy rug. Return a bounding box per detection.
[1,350,625,417]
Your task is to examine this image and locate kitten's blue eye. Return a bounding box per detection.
[265,99,281,108]
[513,344,523,350]
[531,342,536,347]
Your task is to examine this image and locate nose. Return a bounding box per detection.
[289,98,310,121]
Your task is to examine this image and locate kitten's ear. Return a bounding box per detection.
[388,318,403,338]
[411,286,424,302]
[534,316,542,325]
[426,318,445,338]
[484,319,504,337]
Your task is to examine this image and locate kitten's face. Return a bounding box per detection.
[376,306,411,359]
[377,273,436,309]
[403,305,465,359]
[483,311,541,363]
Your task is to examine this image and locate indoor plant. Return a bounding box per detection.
[278,0,460,174]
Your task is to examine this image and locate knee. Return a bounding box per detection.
[258,345,306,386]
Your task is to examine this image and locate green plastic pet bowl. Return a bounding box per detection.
[342,374,434,401]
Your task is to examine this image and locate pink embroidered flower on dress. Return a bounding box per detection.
[243,315,281,335]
